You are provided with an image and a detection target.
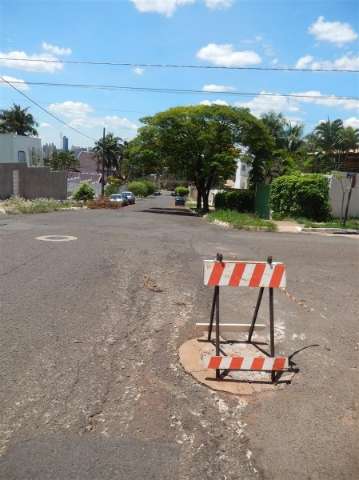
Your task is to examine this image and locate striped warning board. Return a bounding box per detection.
[206,355,289,371]
[203,260,286,288]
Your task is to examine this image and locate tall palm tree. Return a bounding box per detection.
[93,133,124,177]
[284,122,304,153]
[0,104,38,136]
[313,118,344,170]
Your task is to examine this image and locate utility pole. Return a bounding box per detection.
[101,127,106,197]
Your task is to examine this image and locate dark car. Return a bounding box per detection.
[121,191,136,204]
[170,191,176,196]
[153,191,162,196]
[175,196,186,206]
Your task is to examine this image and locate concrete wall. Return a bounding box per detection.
[0,164,67,200]
[329,173,359,218]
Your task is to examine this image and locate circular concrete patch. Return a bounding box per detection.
[179,338,295,396]
[36,235,78,242]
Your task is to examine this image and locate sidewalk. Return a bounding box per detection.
[273,220,302,233]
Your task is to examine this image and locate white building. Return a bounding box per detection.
[0,133,43,166]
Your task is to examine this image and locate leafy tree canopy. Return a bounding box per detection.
[134,105,273,210]
[0,104,38,136]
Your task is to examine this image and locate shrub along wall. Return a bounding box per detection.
[214,189,255,213]
[270,174,330,221]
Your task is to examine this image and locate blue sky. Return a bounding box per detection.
[0,0,358,147]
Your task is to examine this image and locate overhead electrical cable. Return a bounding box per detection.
[0,76,96,141]
[5,79,358,101]
[0,56,358,73]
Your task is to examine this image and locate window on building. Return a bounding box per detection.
[18,151,26,163]
[241,164,246,172]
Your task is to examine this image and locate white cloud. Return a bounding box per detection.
[40,122,51,128]
[0,74,29,90]
[204,0,233,9]
[130,0,194,16]
[47,101,138,133]
[200,99,229,106]
[131,0,234,15]
[202,83,234,92]
[295,54,359,70]
[343,117,359,129]
[293,90,359,111]
[42,42,72,56]
[48,101,93,118]
[197,43,261,66]
[308,16,357,46]
[236,91,299,116]
[0,50,63,73]
[133,66,144,75]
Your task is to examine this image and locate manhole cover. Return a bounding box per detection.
[36,235,77,242]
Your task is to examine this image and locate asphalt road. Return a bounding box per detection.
[0,195,358,480]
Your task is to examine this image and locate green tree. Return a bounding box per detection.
[312,119,344,171]
[0,104,38,136]
[48,151,79,171]
[93,133,125,178]
[261,112,304,178]
[134,105,273,211]
[124,134,164,180]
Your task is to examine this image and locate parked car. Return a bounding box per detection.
[175,196,186,206]
[153,191,161,196]
[170,191,176,196]
[109,193,128,206]
[121,191,136,204]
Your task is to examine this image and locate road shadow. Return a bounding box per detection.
[139,207,198,217]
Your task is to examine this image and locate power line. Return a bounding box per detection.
[0,56,358,73]
[0,76,96,141]
[6,79,359,101]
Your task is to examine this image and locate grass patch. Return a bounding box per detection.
[207,210,276,231]
[0,197,80,215]
[299,217,359,230]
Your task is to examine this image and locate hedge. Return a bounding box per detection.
[270,174,330,221]
[214,189,255,213]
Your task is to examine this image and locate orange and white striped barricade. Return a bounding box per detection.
[201,253,288,382]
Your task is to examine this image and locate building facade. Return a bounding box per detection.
[0,133,43,166]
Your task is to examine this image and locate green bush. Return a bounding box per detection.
[127,181,148,197]
[73,182,95,201]
[142,180,156,195]
[127,180,156,197]
[175,186,189,196]
[104,183,119,196]
[214,190,255,212]
[270,174,330,221]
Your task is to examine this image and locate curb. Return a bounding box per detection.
[302,227,359,235]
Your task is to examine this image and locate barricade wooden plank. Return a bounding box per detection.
[203,260,286,288]
[205,355,289,371]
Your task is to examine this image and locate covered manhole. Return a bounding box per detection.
[36,235,77,242]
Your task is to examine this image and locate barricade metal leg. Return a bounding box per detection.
[207,287,218,342]
[269,287,275,382]
[215,286,220,380]
[248,287,264,343]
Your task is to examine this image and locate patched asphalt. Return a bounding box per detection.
[0,195,358,479]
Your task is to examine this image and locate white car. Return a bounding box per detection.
[109,194,128,206]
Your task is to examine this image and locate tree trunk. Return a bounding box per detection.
[196,188,202,210]
[202,191,210,213]
[197,189,201,210]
